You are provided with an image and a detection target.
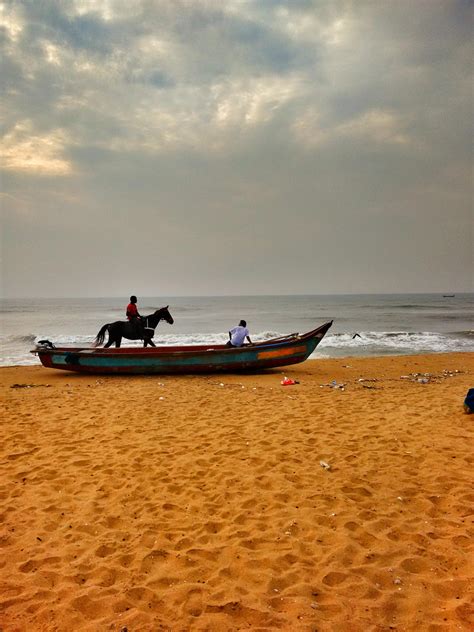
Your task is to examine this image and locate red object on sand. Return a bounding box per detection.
[281,377,297,386]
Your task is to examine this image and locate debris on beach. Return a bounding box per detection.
[440,370,461,377]
[281,377,299,386]
[320,380,346,391]
[319,460,331,470]
[399,370,463,384]
[318,369,465,393]
[356,378,381,389]
[10,383,51,389]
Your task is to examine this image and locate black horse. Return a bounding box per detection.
[95,306,174,348]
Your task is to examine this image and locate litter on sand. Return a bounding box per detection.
[320,380,346,390]
[281,377,299,386]
[319,460,331,470]
[400,370,463,384]
[10,383,51,389]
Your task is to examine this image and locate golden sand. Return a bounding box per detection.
[1,353,473,631]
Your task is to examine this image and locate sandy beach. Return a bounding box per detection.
[1,353,473,631]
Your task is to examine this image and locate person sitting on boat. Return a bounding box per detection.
[226,320,252,347]
[126,295,143,336]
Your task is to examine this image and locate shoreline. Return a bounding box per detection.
[2,353,473,630]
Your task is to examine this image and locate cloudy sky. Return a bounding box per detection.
[1,0,472,298]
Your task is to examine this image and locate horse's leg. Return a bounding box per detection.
[115,336,122,348]
[148,339,156,347]
[104,324,117,348]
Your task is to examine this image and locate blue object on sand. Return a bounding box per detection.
[464,388,474,414]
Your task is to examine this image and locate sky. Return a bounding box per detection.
[1,0,472,298]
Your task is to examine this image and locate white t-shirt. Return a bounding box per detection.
[229,325,249,347]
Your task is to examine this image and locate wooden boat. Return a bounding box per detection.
[31,321,333,374]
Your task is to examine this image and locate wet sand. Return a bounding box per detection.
[1,353,473,631]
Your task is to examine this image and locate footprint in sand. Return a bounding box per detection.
[322,571,349,586]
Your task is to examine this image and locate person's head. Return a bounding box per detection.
[239,320,247,327]
[130,295,137,303]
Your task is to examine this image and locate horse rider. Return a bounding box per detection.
[126,295,143,337]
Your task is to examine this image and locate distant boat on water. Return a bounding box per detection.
[443,294,455,298]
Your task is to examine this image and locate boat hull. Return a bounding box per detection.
[32,321,332,375]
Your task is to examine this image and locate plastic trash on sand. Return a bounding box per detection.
[281,377,299,386]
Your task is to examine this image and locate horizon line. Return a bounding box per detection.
[1,291,472,301]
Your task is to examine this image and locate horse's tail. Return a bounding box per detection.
[94,324,109,347]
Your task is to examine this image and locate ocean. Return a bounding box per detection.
[1,294,473,367]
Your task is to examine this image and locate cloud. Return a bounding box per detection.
[0,1,24,41]
[2,0,469,164]
[1,121,73,175]
[1,0,472,296]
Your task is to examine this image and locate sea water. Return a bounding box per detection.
[1,294,473,366]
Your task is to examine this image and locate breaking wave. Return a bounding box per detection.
[1,334,37,344]
[314,331,474,358]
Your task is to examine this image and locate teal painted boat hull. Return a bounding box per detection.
[32,321,333,374]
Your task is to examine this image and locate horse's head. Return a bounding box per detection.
[158,305,174,325]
